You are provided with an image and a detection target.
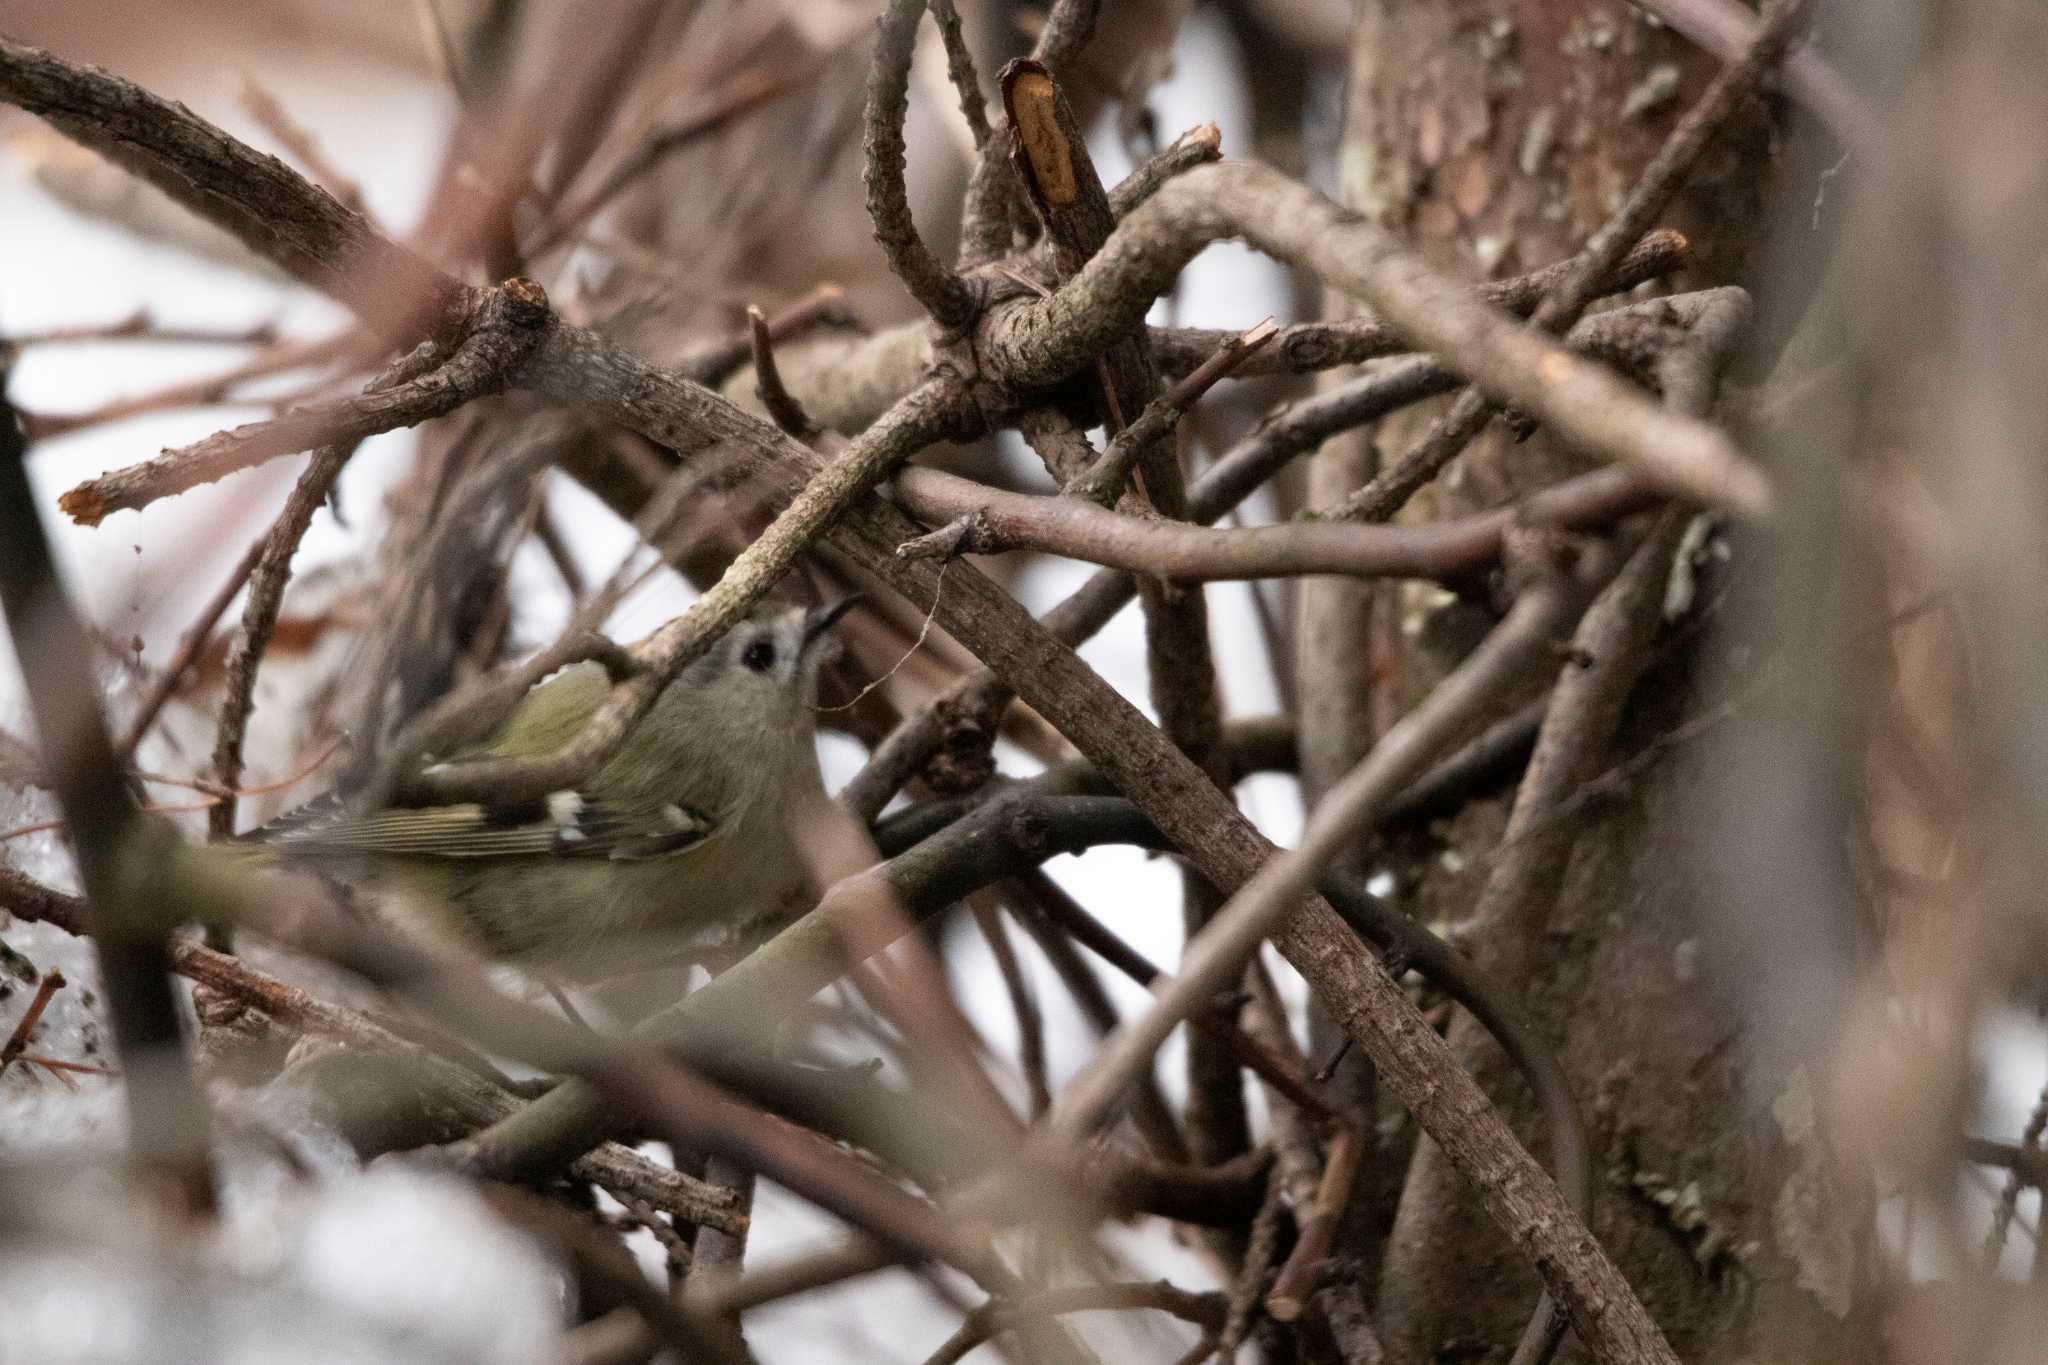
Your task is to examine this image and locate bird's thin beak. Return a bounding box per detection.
[802,595,862,648]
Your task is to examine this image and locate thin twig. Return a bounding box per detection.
[0,968,67,1079]
[8,311,280,348]
[978,160,1767,515]
[533,65,804,254]
[891,462,1659,585]
[1067,318,1278,506]
[682,284,867,387]
[58,282,549,525]
[388,377,977,808]
[1266,1125,1366,1320]
[1106,122,1222,220]
[928,0,991,151]
[113,531,267,759]
[204,440,354,840]
[749,305,821,439]
[1034,558,1578,1140]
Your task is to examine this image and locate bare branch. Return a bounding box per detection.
[205,440,354,838]
[749,305,821,439]
[979,161,1768,515]
[57,281,551,525]
[928,0,992,151]
[1042,565,1588,1145]
[1106,122,1222,220]
[1067,318,1277,506]
[821,503,1671,1363]
[114,534,266,759]
[0,36,465,337]
[863,0,979,328]
[890,463,1658,585]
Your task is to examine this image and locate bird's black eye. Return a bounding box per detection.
[741,638,777,673]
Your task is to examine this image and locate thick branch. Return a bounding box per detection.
[821,505,1677,1365]
[979,161,1767,515]
[0,37,465,338]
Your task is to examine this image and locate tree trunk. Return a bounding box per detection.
[1329,3,1879,1360]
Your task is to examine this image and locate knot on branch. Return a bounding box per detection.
[897,509,994,562]
[497,276,551,328]
[1280,330,1340,371]
[1001,798,1055,859]
[923,699,997,796]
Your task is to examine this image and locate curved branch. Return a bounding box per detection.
[206,440,354,839]
[847,288,1738,819]
[978,160,1768,515]
[863,0,979,328]
[0,37,465,339]
[890,462,1659,585]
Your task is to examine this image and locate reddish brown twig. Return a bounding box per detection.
[0,968,68,1079]
[8,311,281,348]
[1266,1123,1367,1320]
[533,64,805,255]
[21,329,372,445]
[749,305,821,439]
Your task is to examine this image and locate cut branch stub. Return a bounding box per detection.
[1006,64,1077,212]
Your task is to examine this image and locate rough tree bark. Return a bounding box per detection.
[1334,3,1877,1361]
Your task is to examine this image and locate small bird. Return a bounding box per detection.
[253,599,856,973]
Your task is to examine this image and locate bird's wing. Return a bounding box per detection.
[256,788,720,862]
